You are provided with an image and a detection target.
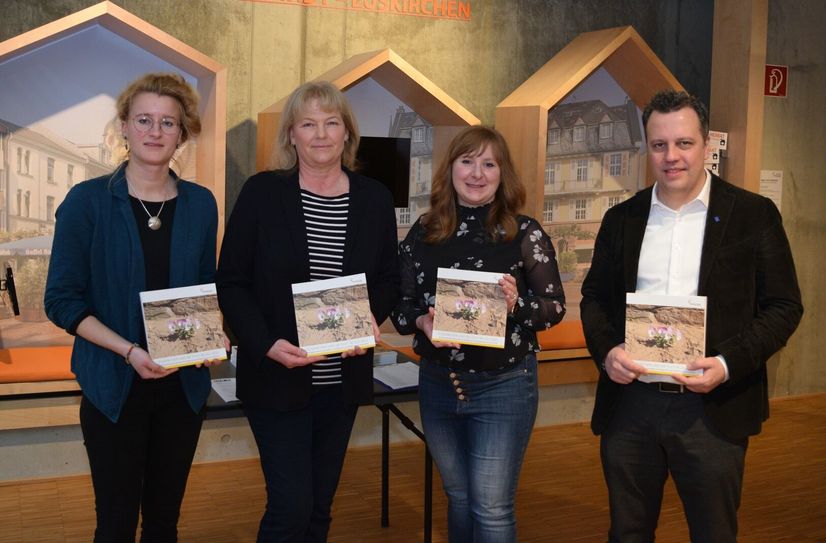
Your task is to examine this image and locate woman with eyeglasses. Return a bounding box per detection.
[45,72,223,542]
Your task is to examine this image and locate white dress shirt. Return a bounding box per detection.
[636,170,729,379]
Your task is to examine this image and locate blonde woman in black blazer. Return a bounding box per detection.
[216,81,398,542]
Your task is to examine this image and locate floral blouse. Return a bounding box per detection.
[391,204,566,371]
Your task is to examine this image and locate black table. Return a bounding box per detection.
[373,361,434,543]
[206,351,434,543]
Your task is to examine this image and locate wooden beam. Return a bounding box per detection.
[710,0,768,192]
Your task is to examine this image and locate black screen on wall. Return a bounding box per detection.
[355,136,411,208]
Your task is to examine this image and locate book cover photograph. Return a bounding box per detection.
[292,273,375,356]
[625,293,706,379]
[432,268,507,348]
[139,283,227,368]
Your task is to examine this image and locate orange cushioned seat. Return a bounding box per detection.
[536,320,586,350]
[377,340,421,362]
[0,346,75,383]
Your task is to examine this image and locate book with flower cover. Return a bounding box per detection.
[139,283,227,368]
[291,273,376,356]
[431,268,507,349]
[625,293,707,382]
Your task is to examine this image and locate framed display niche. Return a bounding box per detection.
[0,2,226,365]
[495,26,682,320]
[256,48,480,239]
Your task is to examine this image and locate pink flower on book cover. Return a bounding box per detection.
[167,317,201,341]
[454,299,486,321]
[317,306,351,330]
[647,325,683,349]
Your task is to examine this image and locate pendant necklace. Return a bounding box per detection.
[128,177,170,231]
[141,198,165,230]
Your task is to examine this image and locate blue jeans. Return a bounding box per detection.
[418,355,538,543]
[245,385,358,543]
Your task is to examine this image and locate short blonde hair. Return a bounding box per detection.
[273,81,360,171]
[116,72,201,143]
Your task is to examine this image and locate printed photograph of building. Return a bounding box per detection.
[0,119,114,346]
[387,105,433,235]
[540,66,647,298]
[0,21,206,350]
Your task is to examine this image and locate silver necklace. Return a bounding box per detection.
[138,197,165,230]
[128,177,170,231]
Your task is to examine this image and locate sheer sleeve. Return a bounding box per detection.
[390,222,428,335]
[511,219,566,331]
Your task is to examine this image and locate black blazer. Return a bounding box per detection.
[581,175,803,440]
[216,169,400,410]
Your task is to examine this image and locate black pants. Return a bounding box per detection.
[600,380,748,543]
[80,373,204,543]
[244,385,358,543]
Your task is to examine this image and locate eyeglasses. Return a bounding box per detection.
[132,114,181,135]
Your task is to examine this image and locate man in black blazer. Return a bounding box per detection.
[581,90,803,542]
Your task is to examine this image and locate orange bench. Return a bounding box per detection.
[536,320,587,351]
[0,322,593,384]
[380,320,597,386]
[535,320,597,385]
[0,346,78,431]
[0,346,75,384]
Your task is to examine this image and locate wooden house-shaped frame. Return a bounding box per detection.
[0,1,226,379]
[0,0,227,230]
[256,49,479,234]
[495,26,682,223]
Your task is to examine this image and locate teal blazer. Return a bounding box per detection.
[44,164,218,422]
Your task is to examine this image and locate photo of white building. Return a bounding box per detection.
[543,69,647,284]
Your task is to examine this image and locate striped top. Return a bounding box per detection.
[301,189,349,385]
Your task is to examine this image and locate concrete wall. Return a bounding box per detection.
[761,0,826,396]
[0,0,712,211]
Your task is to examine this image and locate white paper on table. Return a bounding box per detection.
[373,361,419,390]
[373,350,398,366]
[211,378,238,402]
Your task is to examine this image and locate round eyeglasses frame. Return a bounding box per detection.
[131,114,181,135]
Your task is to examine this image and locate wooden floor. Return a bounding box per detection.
[1,394,825,542]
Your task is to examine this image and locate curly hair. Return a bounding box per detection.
[116,72,201,144]
[642,89,709,140]
[273,81,360,171]
[422,126,525,244]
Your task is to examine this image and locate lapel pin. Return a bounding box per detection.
[714,216,720,223]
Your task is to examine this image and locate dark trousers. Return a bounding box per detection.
[80,374,204,543]
[600,381,748,543]
[244,385,358,543]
